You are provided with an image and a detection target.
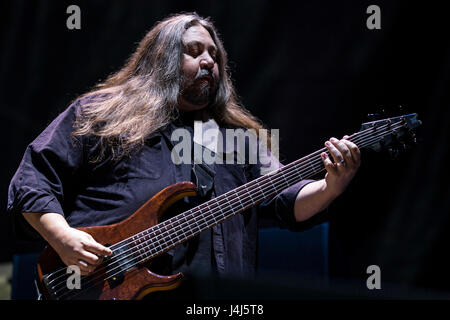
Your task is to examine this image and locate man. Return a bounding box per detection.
[7,13,360,289]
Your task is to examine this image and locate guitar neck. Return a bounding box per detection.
[123,150,325,264]
[118,118,405,265]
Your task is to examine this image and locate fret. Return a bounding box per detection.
[166,235,174,246]
[206,202,217,224]
[144,239,153,254]
[178,214,190,236]
[174,230,182,243]
[153,228,160,243]
[154,239,163,252]
[163,221,171,230]
[244,184,255,205]
[158,236,165,250]
[237,194,245,210]
[147,228,163,253]
[208,200,216,223]
[214,199,226,223]
[294,163,303,180]
[151,225,163,241]
[180,211,189,227]
[308,158,317,173]
[178,211,192,234]
[280,171,289,188]
[161,223,169,235]
[180,227,188,240]
[171,230,179,243]
[199,208,208,228]
[256,181,266,198]
[267,175,277,193]
[223,196,233,218]
[154,224,164,236]
[179,224,188,240]
[193,216,201,233]
[149,236,159,252]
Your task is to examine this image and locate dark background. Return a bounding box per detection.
[1,0,449,297]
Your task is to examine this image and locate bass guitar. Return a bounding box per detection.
[36,113,421,300]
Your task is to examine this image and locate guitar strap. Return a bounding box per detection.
[161,121,216,198]
[161,121,222,276]
[192,145,216,197]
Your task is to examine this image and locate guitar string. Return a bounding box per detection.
[46,120,393,286]
[56,122,407,299]
[60,122,412,300]
[45,123,382,287]
[60,168,318,299]
[48,120,404,295]
[47,120,404,294]
[59,128,397,300]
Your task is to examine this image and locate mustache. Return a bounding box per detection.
[194,69,215,83]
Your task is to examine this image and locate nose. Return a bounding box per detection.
[199,53,215,70]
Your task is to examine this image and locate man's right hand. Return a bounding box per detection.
[22,212,112,276]
[52,227,113,276]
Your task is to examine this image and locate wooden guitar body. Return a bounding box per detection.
[36,181,197,300]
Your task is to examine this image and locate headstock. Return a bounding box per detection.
[352,113,422,153]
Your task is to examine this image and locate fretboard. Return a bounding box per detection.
[111,118,405,267]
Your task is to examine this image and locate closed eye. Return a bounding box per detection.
[185,41,217,61]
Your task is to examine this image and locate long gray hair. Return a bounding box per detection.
[73,12,267,161]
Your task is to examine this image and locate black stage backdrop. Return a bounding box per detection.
[1,0,449,296]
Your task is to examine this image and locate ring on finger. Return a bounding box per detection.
[78,259,89,267]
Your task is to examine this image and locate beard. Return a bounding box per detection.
[180,69,217,107]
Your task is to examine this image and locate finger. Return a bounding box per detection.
[341,139,361,165]
[321,152,336,174]
[325,140,344,165]
[77,259,93,275]
[80,250,101,266]
[330,137,354,166]
[84,240,113,257]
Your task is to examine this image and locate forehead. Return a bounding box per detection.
[182,25,216,47]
